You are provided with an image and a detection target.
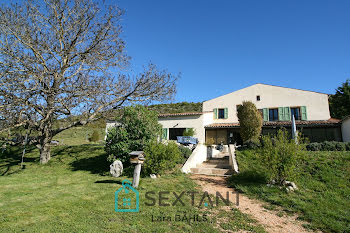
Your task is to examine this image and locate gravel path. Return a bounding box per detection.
[191,174,316,233]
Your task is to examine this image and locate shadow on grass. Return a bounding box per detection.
[60,145,110,175]
[95,180,122,184]
[228,170,267,191]
[0,146,37,176]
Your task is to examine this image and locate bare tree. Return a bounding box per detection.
[0,0,177,163]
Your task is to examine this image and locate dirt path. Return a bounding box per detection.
[191,174,315,233]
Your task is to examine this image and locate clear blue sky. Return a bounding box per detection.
[115,0,350,103]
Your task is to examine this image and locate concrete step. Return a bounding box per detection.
[204,157,229,165]
[212,153,230,159]
[190,167,233,176]
[196,163,232,169]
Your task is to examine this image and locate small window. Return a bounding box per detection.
[218,109,225,119]
[269,108,278,121]
[291,107,301,120]
[256,95,260,101]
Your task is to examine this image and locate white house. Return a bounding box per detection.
[341,116,350,142]
[158,83,342,144]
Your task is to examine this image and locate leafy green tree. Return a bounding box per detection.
[329,79,350,119]
[237,101,263,143]
[105,105,162,164]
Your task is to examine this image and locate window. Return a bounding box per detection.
[291,107,301,120]
[269,108,278,121]
[218,109,225,119]
[256,95,260,101]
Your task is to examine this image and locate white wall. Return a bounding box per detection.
[342,118,350,142]
[203,83,331,123]
[104,121,121,140]
[181,144,207,173]
[158,112,213,143]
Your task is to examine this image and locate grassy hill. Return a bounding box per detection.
[2,102,201,146]
[0,145,265,232]
[229,150,350,232]
[148,102,202,114]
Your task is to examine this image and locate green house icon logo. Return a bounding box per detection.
[115,180,139,212]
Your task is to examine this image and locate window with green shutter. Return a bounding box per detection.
[291,107,301,120]
[278,107,291,121]
[224,108,228,119]
[301,106,307,120]
[262,108,269,121]
[284,107,291,121]
[162,128,168,140]
[278,107,284,121]
[218,109,225,119]
[213,108,218,119]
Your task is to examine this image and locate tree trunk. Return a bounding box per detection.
[40,142,51,164]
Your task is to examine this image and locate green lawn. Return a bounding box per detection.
[53,126,105,146]
[229,149,350,233]
[0,145,265,232]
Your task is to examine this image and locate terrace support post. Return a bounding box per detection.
[132,163,142,188]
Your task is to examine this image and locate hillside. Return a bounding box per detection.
[147,102,202,114]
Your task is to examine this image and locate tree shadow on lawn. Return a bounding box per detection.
[95,180,122,184]
[0,146,37,176]
[52,144,110,176]
[227,170,267,192]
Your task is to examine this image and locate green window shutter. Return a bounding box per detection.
[162,128,168,140]
[224,108,228,119]
[262,108,269,121]
[284,107,291,121]
[301,106,307,120]
[278,107,284,121]
[213,108,218,119]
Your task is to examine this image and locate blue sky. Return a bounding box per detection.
[115,0,350,103]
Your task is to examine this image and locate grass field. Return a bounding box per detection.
[52,126,106,146]
[0,145,265,232]
[229,149,350,233]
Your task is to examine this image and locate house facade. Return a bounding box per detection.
[158,84,342,144]
[341,116,350,142]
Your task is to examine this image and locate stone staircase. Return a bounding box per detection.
[190,153,233,176]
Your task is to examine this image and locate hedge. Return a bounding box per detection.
[306,141,350,151]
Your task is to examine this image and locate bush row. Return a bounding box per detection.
[307,141,350,151]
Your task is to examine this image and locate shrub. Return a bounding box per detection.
[322,141,337,151]
[143,141,183,176]
[307,142,322,151]
[237,101,263,143]
[178,145,192,159]
[346,142,350,151]
[183,128,195,137]
[306,141,349,151]
[335,142,346,151]
[244,139,261,150]
[89,130,100,142]
[105,105,162,164]
[260,129,306,184]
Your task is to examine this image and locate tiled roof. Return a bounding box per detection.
[205,118,341,128]
[158,112,205,118]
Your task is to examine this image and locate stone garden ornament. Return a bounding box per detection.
[110,160,123,177]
